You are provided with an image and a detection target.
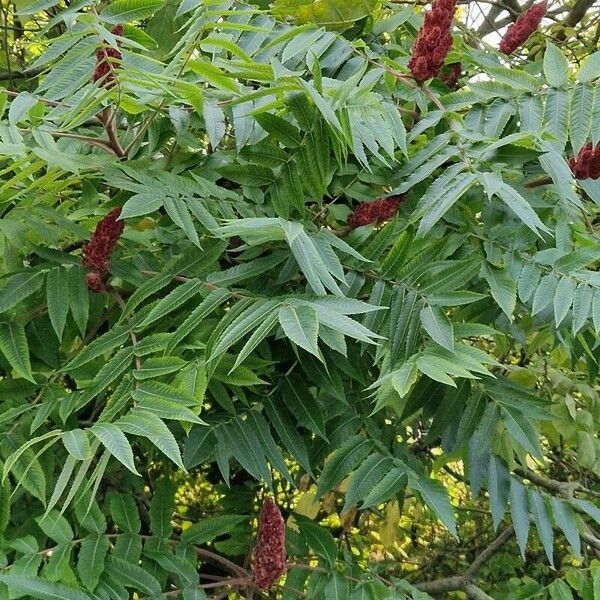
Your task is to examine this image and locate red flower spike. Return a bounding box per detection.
[82,208,124,293]
[86,272,106,294]
[252,498,286,590]
[499,2,546,55]
[347,195,406,230]
[408,0,457,83]
[569,143,600,180]
[442,62,461,90]
[92,25,124,86]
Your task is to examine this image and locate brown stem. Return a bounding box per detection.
[582,527,600,551]
[194,548,250,579]
[286,563,362,584]
[416,575,468,594]
[465,584,495,600]
[98,108,127,159]
[465,526,514,577]
[0,0,13,89]
[199,577,253,589]
[17,127,118,155]
[416,526,514,594]
[141,577,253,600]
[62,240,85,253]
[525,175,553,188]
[514,466,584,498]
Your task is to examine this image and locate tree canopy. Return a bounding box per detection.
[0,0,600,598]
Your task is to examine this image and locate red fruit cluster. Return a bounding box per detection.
[499,2,546,55]
[441,62,461,90]
[82,207,124,293]
[347,195,405,229]
[252,498,286,590]
[569,143,600,180]
[92,25,124,86]
[408,0,457,83]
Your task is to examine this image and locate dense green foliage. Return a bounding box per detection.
[0,0,600,598]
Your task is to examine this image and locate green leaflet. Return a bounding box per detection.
[149,477,176,537]
[419,305,454,352]
[408,469,457,537]
[46,267,69,341]
[550,497,581,558]
[295,515,337,567]
[482,263,517,320]
[105,555,161,596]
[342,454,393,513]
[117,409,186,469]
[76,348,134,411]
[137,278,203,330]
[180,514,247,545]
[279,304,320,357]
[0,271,45,313]
[316,436,372,498]
[510,478,530,559]
[273,0,377,28]
[107,491,141,533]
[530,490,554,565]
[0,321,35,382]
[90,424,139,475]
[263,397,314,478]
[0,574,90,600]
[64,326,130,371]
[100,0,165,23]
[544,42,569,88]
[62,429,92,461]
[216,419,272,485]
[36,509,74,543]
[78,535,110,591]
[281,375,327,439]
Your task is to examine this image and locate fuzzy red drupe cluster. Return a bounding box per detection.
[408,0,457,83]
[92,25,124,86]
[441,62,461,90]
[569,143,600,180]
[82,207,124,293]
[252,498,286,590]
[347,195,406,229]
[499,2,546,55]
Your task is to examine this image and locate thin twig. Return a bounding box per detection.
[525,175,553,188]
[194,547,250,579]
[465,583,495,599]
[415,525,514,594]
[98,107,127,159]
[199,577,253,590]
[514,466,586,498]
[465,526,514,577]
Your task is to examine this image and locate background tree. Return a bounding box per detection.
[0,0,599,598]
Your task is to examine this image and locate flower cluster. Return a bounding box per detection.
[408,0,457,83]
[347,195,406,229]
[441,62,461,90]
[499,2,546,55]
[92,25,124,86]
[82,207,124,293]
[569,143,600,180]
[252,498,286,590]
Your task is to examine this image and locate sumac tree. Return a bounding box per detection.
[0,0,599,598]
